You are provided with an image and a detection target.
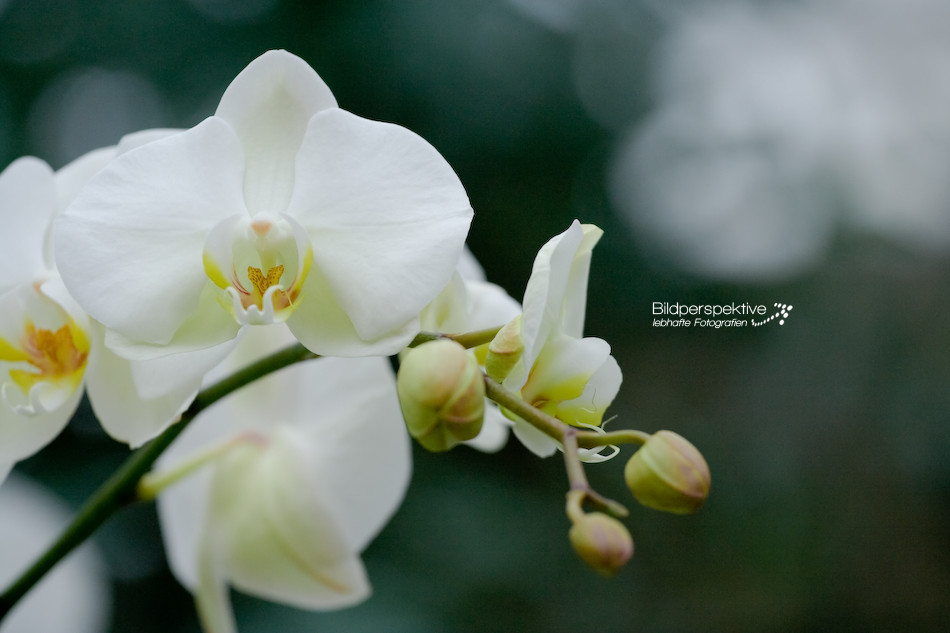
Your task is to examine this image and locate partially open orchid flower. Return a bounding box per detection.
[55,49,473,363]
[153,326,411,632]
[488,221,622,461]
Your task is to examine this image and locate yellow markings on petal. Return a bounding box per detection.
[7,320,89,395]
[203,251,231,291]
[0,335,29,362]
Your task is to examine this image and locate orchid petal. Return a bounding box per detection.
[286,266,420,356]
[521,334,611,412]
[0,384,82,464]
[457,246,487,282]
[215,49,337,217]
[557,352,622,430]
[55,117,246,345]
[84,322,199,448]
[290,107,472,342]
[103,283,242,362]
[195,524,236,633]
[465,280,522,332]
[518,221,585,383]
[464,404,511,453]
[0,158,55,292]
[511,416,559,458]
[560,224,603,338]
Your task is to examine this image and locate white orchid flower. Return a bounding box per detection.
[0,156,93,482]
[55,49,473,366]
[0,474,110,633]
[153,326,411,633]
[495,221,622,461]
[418,248,522,452]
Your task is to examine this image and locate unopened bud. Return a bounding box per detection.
[397,339,485,452]
[485,315,523,382]
[569,512,633,576]
[624,430,710,514]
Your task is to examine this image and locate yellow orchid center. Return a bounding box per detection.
[202,213,313,325]
[3,320,90,395]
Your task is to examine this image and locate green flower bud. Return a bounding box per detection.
[568,512,634,576]
[624,430,710,514]
[485,314,523,382]
[397,339,485,452]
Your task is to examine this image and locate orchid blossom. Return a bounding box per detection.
[492,221,622,461]
[55,49,472,368]
[152,326,411,633]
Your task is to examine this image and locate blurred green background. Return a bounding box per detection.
[5,0,950,631]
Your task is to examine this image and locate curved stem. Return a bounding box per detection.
[410,326,503,350]
[0,342,317,623]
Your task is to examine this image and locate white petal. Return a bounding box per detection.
[287,266,421,356]
[457,246,487,282]
[511,416,559,458]
[298,358,410,552]
[54,146,116,209]
[517,221,585,384]
[558,351,622,430]
[55,118,246,345]
[290,108,472,342]
[560,224,603,338]
[116,128,182,155]
[85,322,199,448]
[215,50,337,217]
[522,334,611,409]
[0,384,82,464]
[103,284,242,362]
[464,404,511,453]
[418,273,469,334]
[0,157,55,293]
[195,523,237,633]
[465,280,522,332]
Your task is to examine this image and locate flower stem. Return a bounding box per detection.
[409,326,503,350]
[484,375,632,517]
[0,342,317,623]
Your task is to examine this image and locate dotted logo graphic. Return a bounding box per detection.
[752,303,793,327]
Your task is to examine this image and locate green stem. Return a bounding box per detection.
[0,342,317,623]
[482,376,647,450]
[410,326,503,350]
[485,375,629,518]
[482,375,568,440]
[578,429,650,449]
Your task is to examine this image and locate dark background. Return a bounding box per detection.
[6,0,950,631]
